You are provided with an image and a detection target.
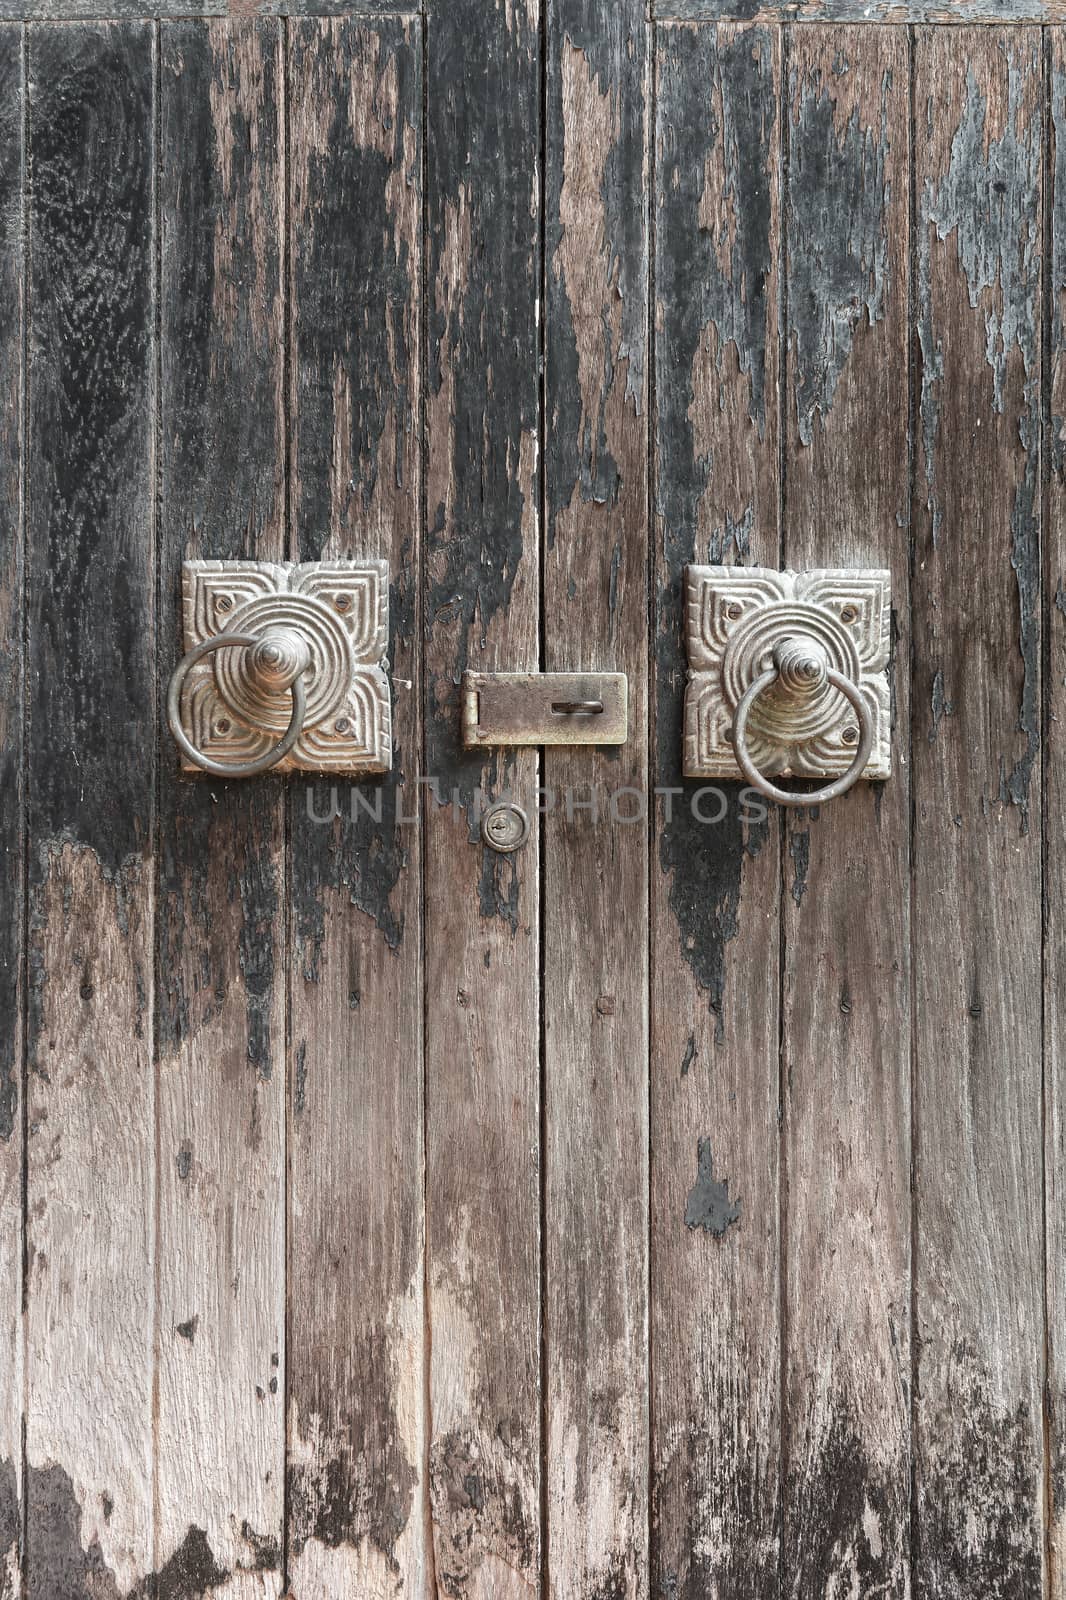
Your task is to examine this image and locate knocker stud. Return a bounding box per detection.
[167,630,310,778]
[731,635,875,808]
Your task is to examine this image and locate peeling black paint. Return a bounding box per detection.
[176,1314,198,1342]
[426,0,540,846]
[0,27,22,1147]
[545,2,647,550]
[789,827,810,906]
[787,1399,906,1596]
[684,1138,741,1236]
[654,1415,779,1600]
[0,1456,18,1576]
[680,1034,698,1078]
[288,1329,419,1573]
[291,24,420,946]
[290,22,415,558]
[429,1428,538,1595]
[929,668,954,739]
[917,53,1041,823]
[788,59,891,446]
[656,26,777,1022]
[916,1343,1042,1597]
[155,1526,230,1600]
[26,25,154,875]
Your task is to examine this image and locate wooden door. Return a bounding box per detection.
[0,1,1062,1596]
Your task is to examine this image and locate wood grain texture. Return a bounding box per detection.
[543,3,649,1596]
[660,0,1066,20]
[913,26,1045,1597]
[1048,27,1066,1596]
[424,0,543,1592]
[0,23,22,1600]
[157,21,286,1596]
[781,25,911,1595]
[651,23,783,1599]
[23,21,156,1596]
[286,18,425,1597]
[0,0,412,19]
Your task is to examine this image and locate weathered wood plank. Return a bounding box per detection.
[913,26,1045,1596]
[543,4,649,1596]
[286,18,425,1596]
[0,23,23,1600]
[1047,26,1066,1594]
[23,21,156,1596]
[156,20,286,1595]
[660,0,1066,21]
[424,0,543,1592]
[780,25,911,1594]
[0,0,413,19]
[651,23,782,1599]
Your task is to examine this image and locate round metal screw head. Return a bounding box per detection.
[841,724,860,746]
[726,601,743,621]
[481,801,530,854]
[334,717,350,735]
[840,603,859,624]
[334,594,351,612]
[215,718,231,736]
[215,594,234,613]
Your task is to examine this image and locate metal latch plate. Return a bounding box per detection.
[461,672,628,747]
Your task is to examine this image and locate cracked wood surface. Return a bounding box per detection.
[913,26,1046,1598]
[780,27,912,1596]
[543,4,650,1597]
[3,15,1062,1600]
[651,24,783,1600]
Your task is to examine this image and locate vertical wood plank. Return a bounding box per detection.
[23,21,156,1595]
[0,22,22,1600]
[651,23,783,1599]
[1048,26,1065,1595]
[424,0,543,1592]
[913,26,1045,1596]
[781,24,911,1594]
[543,3,649,1595]
[156,20,286,1594]
[286,18,425,1596]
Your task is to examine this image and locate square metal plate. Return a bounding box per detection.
[177,560,392,775]
[683,565,892,782]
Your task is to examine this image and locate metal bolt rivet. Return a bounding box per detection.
[334,594,351,612]
[841,724,860,746]
[215,719,231,736]
[726,602,743,621]
[334,718,350,735]
[840,603,859,624]
[481,800,530,854]
[215,594,233,613]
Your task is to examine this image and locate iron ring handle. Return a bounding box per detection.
[732,659,875,808]
[167,630,308,778]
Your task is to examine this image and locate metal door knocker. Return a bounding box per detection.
[683,565,891,806]
[168,560,392,776]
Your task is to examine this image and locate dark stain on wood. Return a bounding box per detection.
[655,26,777,1015]
[684,1138,741,1235]
[918,51,1040,819]
[788,54,891,444]
[26,22,154,874]
[0,24,21,1148]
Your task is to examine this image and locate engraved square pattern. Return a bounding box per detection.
[178,560,391,774]
[683,565,892,782]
